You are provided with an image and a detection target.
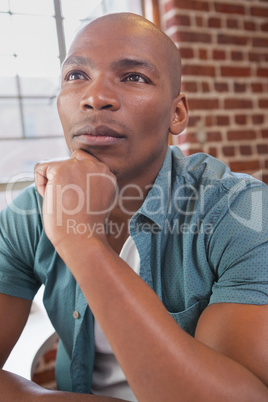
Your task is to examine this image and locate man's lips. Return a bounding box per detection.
[73,125,125,146]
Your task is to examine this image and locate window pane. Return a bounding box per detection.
[10,0,55,16]
[0,55,18,96]
[0,14,14,54]
[61,0,103,19]
[63,0,143,51]
[23,98,62,137]
[0,99,22,138]
[0,54,17,76]
[12,15,59,57]
[16,55,61,78]
[0,0,9,12]
[20,76,60,97]
[105,0,142,14]
[0,76,17,96]
[0,137,68,182]
[63,19,91,51]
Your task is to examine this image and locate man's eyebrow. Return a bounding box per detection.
[62,55,94,68]
[62,56,160,76]
[111,58,160,76]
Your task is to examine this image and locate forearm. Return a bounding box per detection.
[56,238,268,402]
[0,369,126,402]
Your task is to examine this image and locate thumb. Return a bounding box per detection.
[71,149,95,161]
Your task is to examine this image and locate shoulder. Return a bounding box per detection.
[170,146,267,209]
[0,184,43,240]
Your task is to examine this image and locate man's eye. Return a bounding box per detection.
[124,74,149,83]
[65,71,87,81]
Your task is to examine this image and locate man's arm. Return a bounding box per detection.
[195,302,268,386]
[34,150,268,402]
[0,288,125,401]
[55,237,268,402]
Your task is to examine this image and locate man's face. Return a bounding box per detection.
[57,17,183,187]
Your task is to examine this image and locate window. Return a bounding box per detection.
[0,0,143,209]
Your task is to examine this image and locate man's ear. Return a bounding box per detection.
[169,93,189,136]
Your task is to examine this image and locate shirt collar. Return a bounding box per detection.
[130,146,185,230]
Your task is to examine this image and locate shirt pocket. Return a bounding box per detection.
[168,300,208,337]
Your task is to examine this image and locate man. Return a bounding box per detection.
[0,12,267,401]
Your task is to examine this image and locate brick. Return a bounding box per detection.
[182,81,198,92]
[196,16,203,27]
[227,19,239,29]
[235,115,247,125]
[209,147,218,157]
[240,146,252,156]
[172,1,210,12]
[32,368,56,386]
[166,15,191,29]
[207,131,222,142]
[178,31,212,44]
[206,116,215,127]
[249,52,265,62]
[43,348,57,363]
[262,175,268,185]
[215,3,245,15]
[251,83,264,93]
[257,68,268,78]
[178,132,198,144]
[215,82,229,92]
[187,115,201,127]
[252,37,268,48]
[231,51,244,61]
[261,22,268,32]
[259,99,268,108]
[221,66,251,77]
[252,115,264,125]
[224,98,252,109]
[244,21,256,31]
[188,98,219,110]
[208,17,221,28]
[223,146,235,157]
[213,50,226,60]
[184,147,205,156]
[179,47,194,59]
[164,1,174,13]
[229,160,260,172]
[257,144,268,154]
[227,130,256,141]
[234,83,247,93]
[182,64,215,77]
[202,82,210,92]
[199,49,208,60]
[250,6,268,17]
[216,115,230,126]
[218,34,248,46]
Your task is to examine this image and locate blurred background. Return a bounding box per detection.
[0,0,268,211]
[1,0,267,389]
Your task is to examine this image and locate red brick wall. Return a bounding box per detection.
[160,0,268,183]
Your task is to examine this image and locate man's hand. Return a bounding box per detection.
[34,150,117,248]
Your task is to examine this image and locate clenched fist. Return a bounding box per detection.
[34,149,117,249]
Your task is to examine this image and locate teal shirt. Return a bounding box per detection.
[0,146,268,393]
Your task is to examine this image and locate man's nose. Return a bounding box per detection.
[80,78,120,111]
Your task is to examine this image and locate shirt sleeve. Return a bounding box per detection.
[208,178,268,305]
[0,185,42,300]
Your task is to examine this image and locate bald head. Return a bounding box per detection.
[69,12,182,97]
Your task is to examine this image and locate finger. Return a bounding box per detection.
[34,163,52,197]
[71,149,97,161]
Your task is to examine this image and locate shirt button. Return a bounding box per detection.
[73,311,80,319]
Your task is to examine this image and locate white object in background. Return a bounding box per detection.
[3,286,55,380]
